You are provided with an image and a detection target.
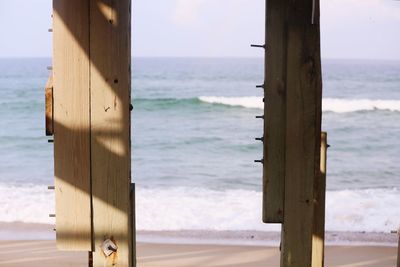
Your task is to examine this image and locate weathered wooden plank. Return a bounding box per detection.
[52,0,92,251]
[397,230,400,267]
[263,0,288,223]
[311,132,327,267]
[131,183,137,267]
[45,75,54,136]
[90,0,132,265]
[281,0,323,266]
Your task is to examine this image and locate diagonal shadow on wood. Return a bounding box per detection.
[50,0,133,264]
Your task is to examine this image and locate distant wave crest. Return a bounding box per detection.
[199,96,264,109]
[199,96,400,113]
[323,98,400,113]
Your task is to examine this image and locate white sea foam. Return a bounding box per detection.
[1,184,399,233]
[323,98,400,113]
[0,184,54,224]
[199,96,400,113]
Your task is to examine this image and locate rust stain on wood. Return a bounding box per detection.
[45,75,54,136]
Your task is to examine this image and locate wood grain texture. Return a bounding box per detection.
[311,132,327,267]
[131,184,137,267]
[263,0,288,223]
[90,0,132,265]
[52,0,92,251]
[281,0,323,266]
[45,75,54,136]
[397,231,399,267]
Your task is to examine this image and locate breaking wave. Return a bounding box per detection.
[198,96,400,113]
[1,184,398,233]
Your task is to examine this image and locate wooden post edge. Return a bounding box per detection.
[131,183,137,267]
[397,228,400,267]
[311,132,327,267]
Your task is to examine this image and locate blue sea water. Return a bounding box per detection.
[0,58,399,233]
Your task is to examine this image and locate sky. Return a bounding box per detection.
[0,0,399,59]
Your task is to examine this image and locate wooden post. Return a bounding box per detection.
[90,0,132,266]
[53,0,92,250]
[397,229,400,267]
[52,0,134,265]
[311,132,327,267]
[263,0,288,223]
[281,0,323,266]
[262,1,324,265]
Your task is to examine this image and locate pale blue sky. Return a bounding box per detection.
[0,0,399,59]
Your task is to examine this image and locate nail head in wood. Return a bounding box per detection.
[101,239,118,257]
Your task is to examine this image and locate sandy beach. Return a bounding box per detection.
[0,222,398,266]
[0,240,397,267]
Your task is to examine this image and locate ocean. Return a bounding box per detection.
[0,58,399,237]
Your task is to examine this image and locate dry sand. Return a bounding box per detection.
[0,240,397,267]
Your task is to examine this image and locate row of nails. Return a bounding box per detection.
[252,43,265,164]
[46,27,55,222]
[255,95,264,163]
